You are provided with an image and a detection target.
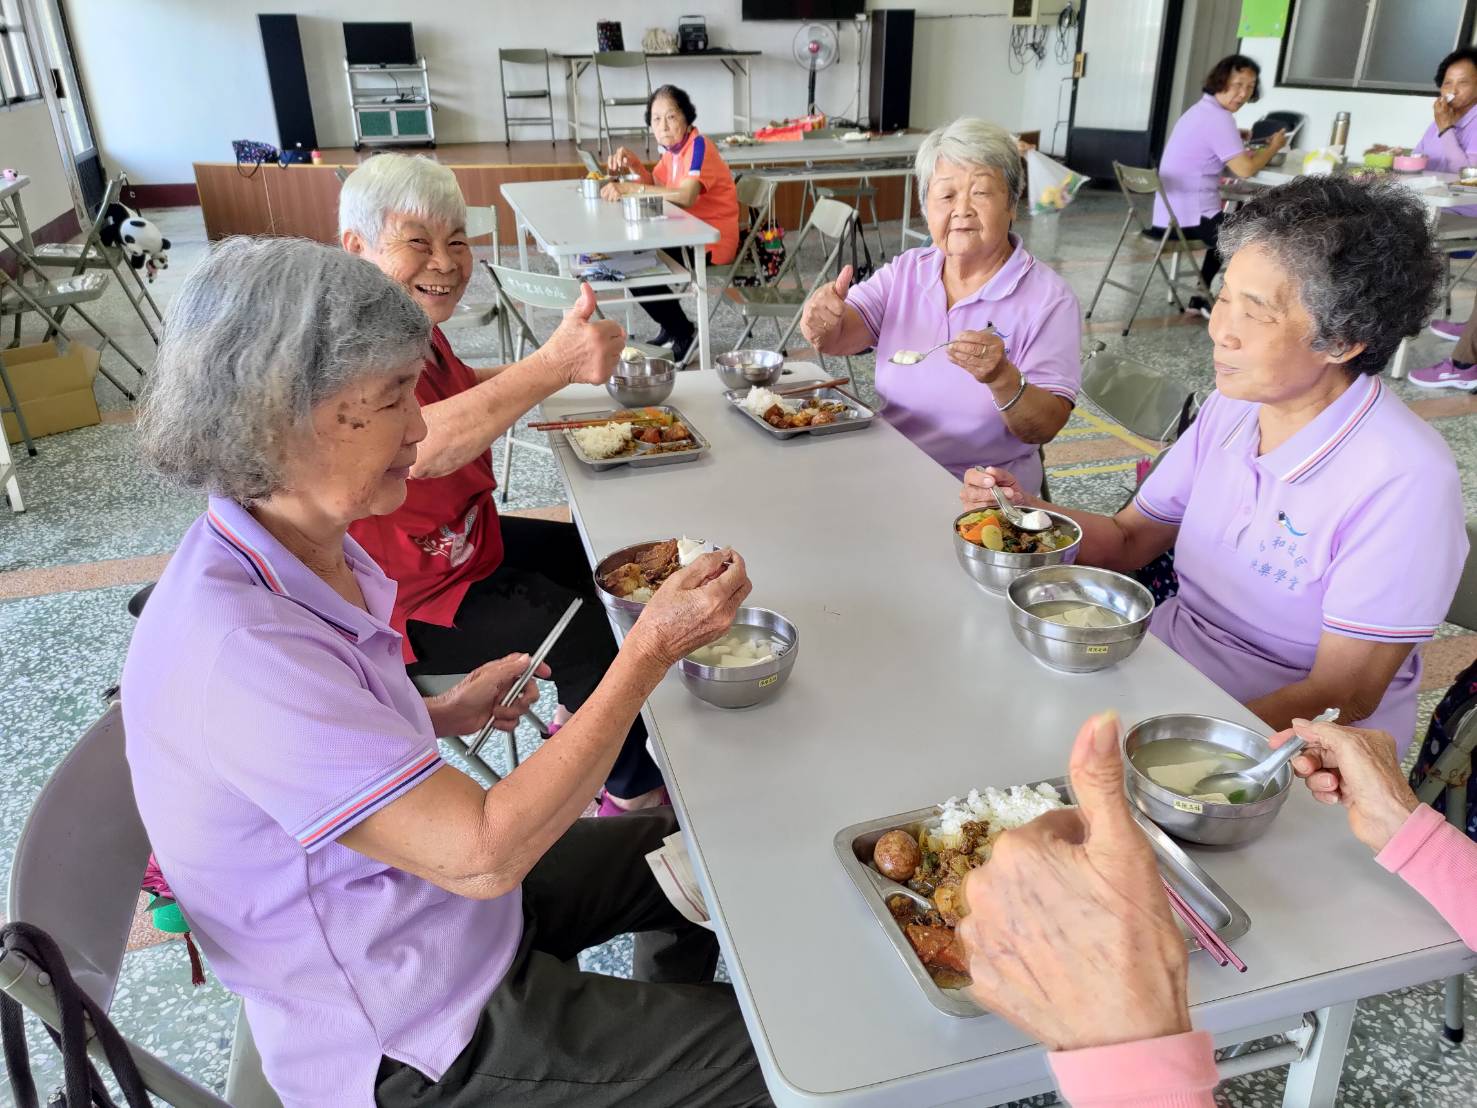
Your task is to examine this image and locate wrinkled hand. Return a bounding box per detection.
[539,282,626,386]
[960,465,1032,511]
[429,654,552,738]
[607,146,642,176]
[1271,721,1420,854]
[959,712,1192,1052]
[1436,97,1459,133]
[600,181,623,202]
[1266,129,1287,154]
[948,329,1010,386]
[627,550,752,669]
[800,264,854,352]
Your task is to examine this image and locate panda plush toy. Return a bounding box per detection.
[99,202,171,282]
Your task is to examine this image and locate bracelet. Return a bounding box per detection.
[995,371,1028,413]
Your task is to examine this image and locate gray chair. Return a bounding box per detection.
[708,175,779,326]
[1079,348,1199,447]
[0,268,146,401]
[593,51,652,158]
[498,49,556,147]
[4,702,281,1106]
[1085,162,1214,337]
[728,197,856,370]
[441,206,503,336]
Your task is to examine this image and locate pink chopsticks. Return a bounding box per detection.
[1161,878,1246,973]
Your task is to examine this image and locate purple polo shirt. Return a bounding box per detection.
[121,497,522,1108]
[1135,378,1467,752]
[1153,93,1243,229]
[847,238,1081,493]
[1415,102,1477,217]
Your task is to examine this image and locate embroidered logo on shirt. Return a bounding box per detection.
[411,505,479,567]
[1275,510,1308,537]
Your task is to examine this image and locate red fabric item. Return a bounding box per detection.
[349,327,504,662]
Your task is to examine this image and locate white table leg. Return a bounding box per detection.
[1390,337,1411,380]
[695,248,710,370]
[517,215,529,272]
[1281,1001,1356,1108]
[568,60,582,145]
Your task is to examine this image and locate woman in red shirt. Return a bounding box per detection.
[604,84,739,364]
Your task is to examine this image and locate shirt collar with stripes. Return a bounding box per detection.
[1219,375,1383,485]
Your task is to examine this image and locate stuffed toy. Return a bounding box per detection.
[99,202,171,282]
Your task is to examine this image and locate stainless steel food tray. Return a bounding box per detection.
[556,406,710,470]
[834,776,1252,1018]
[723,381,877,438]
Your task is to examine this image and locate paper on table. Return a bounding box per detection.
[575,250,666,277]
[645,831,715,931]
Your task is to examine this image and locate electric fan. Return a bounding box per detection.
[792,23,839,115]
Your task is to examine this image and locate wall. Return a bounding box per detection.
[65,0,1074,184]
[0,100,76,229]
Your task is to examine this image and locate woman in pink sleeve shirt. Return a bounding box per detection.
[1415,47,1477,226]
[959,714,1477,1106]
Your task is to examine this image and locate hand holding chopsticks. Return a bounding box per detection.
[466,599,582,760]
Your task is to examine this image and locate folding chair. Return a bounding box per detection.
[4,702,281,1106]
[708,175,778,326]
[0,269,145,401]
[1085,162,1214,337]
[1079,348,1199,448]
[499,49,556,147]
[729,197,856,369]
[441,206,503,335]
[31,174,164,344]
[593,51,652,159]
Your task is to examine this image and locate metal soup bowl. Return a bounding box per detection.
[593,540,672,631]
[622,194,666,222]
[1006,565,1154,673]
[606,358,676,406]
[714,349,785,390]
[952,507,1081,595]
[678,607,799,709]
[1123,714,1292,847]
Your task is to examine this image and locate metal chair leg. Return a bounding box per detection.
[1085,211,1136,320]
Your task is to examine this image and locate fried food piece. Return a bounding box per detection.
[763,404,788,427]
[660,421,691,442]
[601,562,646,598]
[904,924,970,976]
[811,410,836,426]
[634,427,663,445]
[932,878,966,927]
[955,819,991,857]
[789,409,815,427]
[637,539,678,580]
[873,829,923,882]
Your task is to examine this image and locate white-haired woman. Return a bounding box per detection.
[337,154,664,816]
[799,118,1082,495]
[124,237,767,1107]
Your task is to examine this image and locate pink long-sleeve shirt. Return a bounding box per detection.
[1046,803,1477,1105]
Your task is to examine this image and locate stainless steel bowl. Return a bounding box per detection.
[622,193,666,222]
[580,177,610,199]
[593,540,670,631]
[714,349,785,390]
[952,507,1082,595]
[1123,714,1291,846]
[1006,565,1153,673]
[679,607,798,709]
[1461,165,1477,185]
[606,358,676,406]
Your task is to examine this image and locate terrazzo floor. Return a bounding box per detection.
[1,190,1475,1104]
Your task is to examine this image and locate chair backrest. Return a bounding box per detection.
[7,702,149,1011]
[735,174,776,212]
[487,263,586,311]
[770,197,854,292]
[333,166,350,183]
[808,196,856,242]
[1448,519,1477,632]
[1114,162,1164,197]
[1080,351,1197,445]
[577,148,604,175]
[500,48,549,65]
[594,50,648,69]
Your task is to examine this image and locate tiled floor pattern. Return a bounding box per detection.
[1,192,1475,1103]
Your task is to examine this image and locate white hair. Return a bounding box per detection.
[139,237,430,503]
[915,118,1025,206]
[337,153,467,245]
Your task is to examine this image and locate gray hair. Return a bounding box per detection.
[139,237,430,503]
[1218,175,1442,376]
[915,118,1025,205]
[338,153,467,245]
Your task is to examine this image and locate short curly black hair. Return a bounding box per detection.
[1218,176,1442,377]
[1202,54,1261,102]
[646,85,696,128]
[1435,46,1477,87]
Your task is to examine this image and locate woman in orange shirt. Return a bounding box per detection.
[603,84,739,364]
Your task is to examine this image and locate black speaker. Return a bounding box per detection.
[259,14,319,152]
[869,9,913,133]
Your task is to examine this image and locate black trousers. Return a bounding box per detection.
[375,808,771,1107]
[405,515,663,798]
[637,247,698,342]
[1151,211,1225,290]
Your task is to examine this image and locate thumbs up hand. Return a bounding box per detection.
[800,263,855,353]
[543,282,627,385]
[957,712,1193,1051]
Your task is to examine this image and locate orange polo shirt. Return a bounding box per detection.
[655,128,739,266]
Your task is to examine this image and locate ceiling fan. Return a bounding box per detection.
[792,22,839,115]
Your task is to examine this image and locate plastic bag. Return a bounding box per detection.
[1025,149,1089,216]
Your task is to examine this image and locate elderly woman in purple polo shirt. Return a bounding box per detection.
[964,177,1468,752]
[800,118,1080,497]
[123,238,769,1108]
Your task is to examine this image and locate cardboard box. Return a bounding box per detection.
[1,340,101,445]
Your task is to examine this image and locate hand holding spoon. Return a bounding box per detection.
[1193,708,1340,803]
[991,486,1054,533]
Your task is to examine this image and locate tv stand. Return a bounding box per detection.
[345,58,435,150]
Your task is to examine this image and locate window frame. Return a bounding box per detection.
[0,0,42,108]
[1276,0,1477,96]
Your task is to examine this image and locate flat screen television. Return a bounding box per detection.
[343,22,417,66]
[741,0,865,19]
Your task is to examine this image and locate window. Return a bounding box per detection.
[0,0,40,106]
[1281,0,1476,92]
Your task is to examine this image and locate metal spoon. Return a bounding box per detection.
[991,486,1054,533]
[889,322,1006,365]
[1192,708,1340,804]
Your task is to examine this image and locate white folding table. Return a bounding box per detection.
[557,50,762,145]
[541,369,1475,1107]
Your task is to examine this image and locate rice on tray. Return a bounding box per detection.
[570,421,633,459]
[925,782,1065,856]
[739,386,793,418]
